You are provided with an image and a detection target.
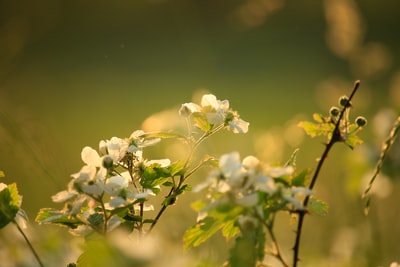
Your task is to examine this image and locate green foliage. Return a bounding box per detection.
[308,197,329,216]
[183,204,243,249]
[36,208,82,228]
[0,183,21,229]
[298,113,335,138]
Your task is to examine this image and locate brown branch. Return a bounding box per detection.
[292,80,361,267]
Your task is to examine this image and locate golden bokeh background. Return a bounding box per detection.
[1,0,400,266]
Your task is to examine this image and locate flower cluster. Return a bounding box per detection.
[36,93,249,237]
[37,130,169,236]
[179,94,249,134]
[193,152,312,224]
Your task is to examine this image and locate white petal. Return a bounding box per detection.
[179,103,201,116]
[205,112,225,125]
[0,183,7,191]
[201,94,218,109]
[219,152,242,177]
[81,146,101,167]
[130,130,145,139]
[242,155,259,169]
[229,118,249,134]
[236,193,259,207]
[69,225,93,236]
[146,158,171,167]
[52,190,77,203]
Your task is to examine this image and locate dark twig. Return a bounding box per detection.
[292,80,360,267]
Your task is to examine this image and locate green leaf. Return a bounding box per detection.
[169,160,186,177]
[298,119,334,138]
[291,169,311,187]
[183,216,224,249]
[221,219,240,240]
[308,197,328,216]
[344,125,364,149]
[190,200,207,212]
[141,164,171,189]
[87,213,104,227]
[192,112,212,132]
[142,131,185,140]
[228,235,257,267]
[0,171,5,178]
[0,183,21,228]
[36,208,82,229]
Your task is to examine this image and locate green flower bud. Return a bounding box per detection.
[355,116,367,127]
[339,95,350,107]
[329,106,340,117]
[102,155,114,169]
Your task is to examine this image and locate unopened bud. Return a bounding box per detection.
[102,156,114,169]
[339,96,350,107]
[355,116,367,127]
[329,106,340,117]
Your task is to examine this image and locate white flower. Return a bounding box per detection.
[71,165,105,197]
[104,175,129,196]
[254,174,277,194]
[219,152,242,177]
[201,94,230,125]
[99,136,129,163]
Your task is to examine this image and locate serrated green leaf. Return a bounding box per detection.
[298,120,334,138]
[36,208,82,229]
[308,197,328,216]
[312,113,326,123]
[183,216,224,249]
[344,126,364,149]
[0,183,21,228]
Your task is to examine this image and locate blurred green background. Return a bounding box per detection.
[1,0,400,266]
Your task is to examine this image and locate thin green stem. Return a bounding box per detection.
[262,216,289,267]
[292,80,360,267]
[147,124,225,233]
[13,220,45,267]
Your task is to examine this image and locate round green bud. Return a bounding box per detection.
[339,95,350,107]
[329,106,340,117]
[102,155,114,169]
[355,116,367,127]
